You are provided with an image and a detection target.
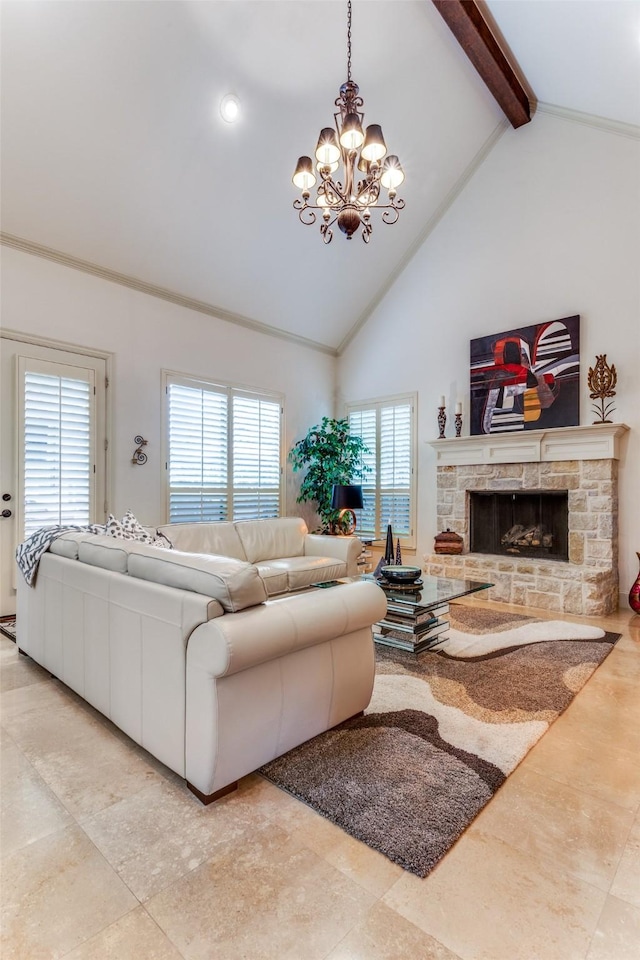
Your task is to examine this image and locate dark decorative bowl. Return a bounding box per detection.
[380,565,422,584]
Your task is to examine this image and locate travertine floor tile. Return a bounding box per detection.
[145,824,375,960]
[81,777,273,901]
[584,669,640,713]
[551,680,640,756]
[383,829,608,960]
[609,815,640,908]
[62,906,183,960]
[1,606,638,959]
[326,901,462,960]
[0,653,49,692]
[0,823,136,959]
[321,833,405,897]
[3,699,163,818]
[0,674,75,721]
[472,765,634,891]
[525,729,640,812]
[252,778,358,859]
[0,736,73,858]
[593,647,640,684]
[0,636,17,660]
[235,771,339,830]
[585,895,640,960]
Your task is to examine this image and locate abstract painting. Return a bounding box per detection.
[470,316,580,435]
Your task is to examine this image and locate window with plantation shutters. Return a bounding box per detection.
[18,358,96,537]
[347,394,416,547]
[164,373,282,523]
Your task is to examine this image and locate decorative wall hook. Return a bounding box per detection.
[131,436,148,465]
[587,355,617,424]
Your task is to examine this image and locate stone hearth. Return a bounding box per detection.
[425,424,629,616]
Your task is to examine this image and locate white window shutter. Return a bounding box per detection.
[232,394,281,520]
[348,396,415,545]
[22,368,93,535]
[380,403,412,536]
[349,408,377,537]
[168,383,228,522]
[166,376,282,523]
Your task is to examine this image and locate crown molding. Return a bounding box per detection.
[537,102,640,140]
[337,117,509,356]
[0,233,338,358]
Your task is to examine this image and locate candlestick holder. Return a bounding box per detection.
[455,412,462,438]
[437,405,446,439]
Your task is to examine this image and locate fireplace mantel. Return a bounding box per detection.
[428,423,629,466]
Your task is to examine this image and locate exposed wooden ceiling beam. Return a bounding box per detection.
[431,0,532,129]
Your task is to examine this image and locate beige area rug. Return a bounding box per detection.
[260,605,620,877]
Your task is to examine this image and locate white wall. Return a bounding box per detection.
[337,112,640,599]
[1,248,335,528]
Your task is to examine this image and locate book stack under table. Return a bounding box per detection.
[371,575,493,654]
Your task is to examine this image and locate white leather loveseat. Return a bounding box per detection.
[17,529,386,804]
[155,517,363,595]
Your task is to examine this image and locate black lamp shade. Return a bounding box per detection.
[331,484,364,511]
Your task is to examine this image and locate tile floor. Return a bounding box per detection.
[1,600,639,960]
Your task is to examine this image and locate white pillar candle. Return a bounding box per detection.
[439,395,446,407]
[455,402,462,414]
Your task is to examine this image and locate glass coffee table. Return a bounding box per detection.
[368,575,493,654]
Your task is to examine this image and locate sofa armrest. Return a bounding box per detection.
[303,533,363,575]
[186,579,386,679]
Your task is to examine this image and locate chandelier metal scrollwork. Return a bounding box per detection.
[292,0,405,244]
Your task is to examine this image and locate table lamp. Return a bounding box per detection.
[331,484,364,535]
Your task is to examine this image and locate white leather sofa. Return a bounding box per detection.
[16,530,386,804]
[155,517,363,595]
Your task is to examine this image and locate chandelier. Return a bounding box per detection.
[292,0,405,244]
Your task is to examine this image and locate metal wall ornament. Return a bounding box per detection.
[291,0,405,243]
[587,355,617,424]
[131,436,148,465]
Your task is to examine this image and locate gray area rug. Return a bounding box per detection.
[260,605,620,877]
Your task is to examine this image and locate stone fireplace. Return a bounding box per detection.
[425,424,628,616]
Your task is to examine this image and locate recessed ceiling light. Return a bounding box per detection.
[220,93,240,124]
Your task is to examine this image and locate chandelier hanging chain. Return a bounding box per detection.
[346,0,352,83]
[291,0,405,243]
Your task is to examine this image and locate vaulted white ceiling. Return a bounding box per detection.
[2,1,639,354]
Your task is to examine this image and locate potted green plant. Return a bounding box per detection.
[288,417,370,533]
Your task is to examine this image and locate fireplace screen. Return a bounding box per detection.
[469,490,569,561]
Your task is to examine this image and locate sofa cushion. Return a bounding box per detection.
[235,517,307,564]
[157,522,247,561]
[128,550,267,613]
[49,533,84,560]
[77,535,147,573]
[257,556,348,593]
[254,565,289,597]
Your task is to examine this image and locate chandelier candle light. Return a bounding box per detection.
[292,0,405,243]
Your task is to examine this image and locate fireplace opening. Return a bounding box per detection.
[469,490,569,561]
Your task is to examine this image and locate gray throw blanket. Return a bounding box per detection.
[16,524,105,586]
